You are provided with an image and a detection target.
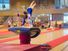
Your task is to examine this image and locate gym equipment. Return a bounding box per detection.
[8,27,40,38]
[8,27,40,44]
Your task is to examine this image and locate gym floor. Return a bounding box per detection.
[0,28,68,51]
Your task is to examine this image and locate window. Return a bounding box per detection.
[55,0,68,9]
[60,0,68,7]
[64,0,68,7]
[60,0,65,7]
[55,0,60,9]
[0,0,10,10]
[64,13,68,23]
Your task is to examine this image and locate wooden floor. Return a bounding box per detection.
[0,28,68,51]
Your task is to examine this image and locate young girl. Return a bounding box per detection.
[9,1,37,44]
[20,1,36,44]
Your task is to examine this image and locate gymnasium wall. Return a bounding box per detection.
[0,0,68,16]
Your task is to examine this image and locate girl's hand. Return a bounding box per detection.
[29,1,36,9]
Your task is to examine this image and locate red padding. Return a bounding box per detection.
[46,35,68,48]
[40,28,61,34]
